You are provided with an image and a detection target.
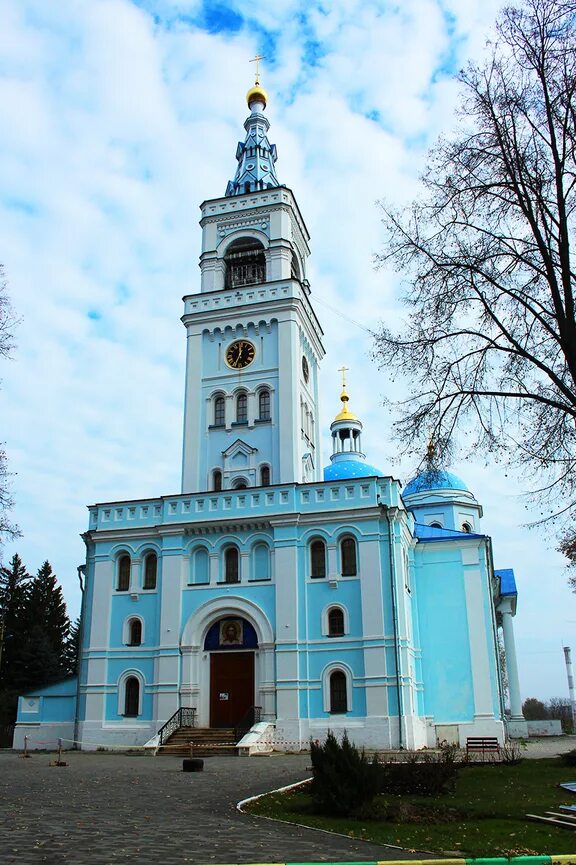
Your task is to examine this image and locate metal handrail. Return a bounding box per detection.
[158,707,196,745]
[234,705,261,743]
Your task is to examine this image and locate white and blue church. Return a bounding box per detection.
[14,79,527,753]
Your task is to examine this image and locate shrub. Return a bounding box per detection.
[501,740,525,765]
[379,741,461,796]
[310,730,381,817]
[560,748,576,766]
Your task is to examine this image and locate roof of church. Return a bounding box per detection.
[403,469,469,497]
[323,460,382,481]
[225,76,280,196]
[495,567,517,596]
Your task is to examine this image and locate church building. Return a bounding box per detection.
[14,77,526,752]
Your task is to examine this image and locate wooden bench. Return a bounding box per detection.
[465,736,501,761]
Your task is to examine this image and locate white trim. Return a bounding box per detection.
[122,615,145,646]
[322,662,352,713]
[117,669,144,717]
[321,603,349,637]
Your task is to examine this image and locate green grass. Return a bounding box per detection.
[246,758,576,857]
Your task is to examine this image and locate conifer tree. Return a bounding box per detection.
[63,617,81,677]
[17,561,70,689]
[0,554,30,727]
[0,553,30,690]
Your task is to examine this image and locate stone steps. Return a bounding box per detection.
[158,727,238,757]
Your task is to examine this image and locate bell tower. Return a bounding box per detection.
[181,75,325,493]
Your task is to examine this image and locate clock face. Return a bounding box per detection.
[302,355,310,383]
[225,339,256,369]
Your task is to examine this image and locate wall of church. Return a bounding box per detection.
[414,539,504,744]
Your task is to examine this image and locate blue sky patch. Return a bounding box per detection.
[4,198,39,217]
[87,310,102,321]
[202,2,243,34]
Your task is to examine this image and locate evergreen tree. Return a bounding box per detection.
[0,553,30,690]
[0,553,31,726]
[63,616,81,677]
[17,561,70,689]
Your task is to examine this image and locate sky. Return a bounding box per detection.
[0,0,573,703]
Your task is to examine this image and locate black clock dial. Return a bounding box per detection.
[225,339,256,369]
[302,355,310,383]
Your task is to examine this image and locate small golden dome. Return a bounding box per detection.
[334,387,358,422]
[246,84,268,109]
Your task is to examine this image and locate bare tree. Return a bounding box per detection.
[0,270,19,556]
[374,0,576,529]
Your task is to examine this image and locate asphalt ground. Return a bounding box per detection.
[0,751,422,865]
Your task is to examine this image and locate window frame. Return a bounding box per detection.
[327,607,345,637]
[128,618,142,646]
[310,538,327,579]
[213,395,225,427]
[123,676,140,717]
[329,670,348,714]
[117,554,131,592]
[258,388,271,421]
[143,552,157,590]
[236,392,248,424]
[224,546,240,583]
[340,536,357,577]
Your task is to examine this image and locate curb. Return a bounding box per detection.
[196,859,576,865]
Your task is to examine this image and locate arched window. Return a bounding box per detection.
[430,522,442,529]
[143,553,157,590]
[213,469,222,491]
[327,607,345,637]
[225,547,239,583]
[462,522,472,533]
[258,389,271,421]
[253,543,270,581]
[224,237,266,289]
[310,539,326,578]
[117,555,130,591]
[340,537,357,576]
[124,676,140,717]
[128,619,142,646]
[214,395,225,427]
[191,547,209,584]
[233,478,248,490]
[260,465,270,486]
[236,393,247,424]
[329,671,348,714]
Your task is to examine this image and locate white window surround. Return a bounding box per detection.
[122,616,145,646]
[322,662,352,713]
[116,670,144,717]
[321,603,349,637]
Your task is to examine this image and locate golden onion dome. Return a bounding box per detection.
[334,387,358,422]
[246,84,268,109]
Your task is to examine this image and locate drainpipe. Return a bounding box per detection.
[384,506,403,749]
[73,561,87,750]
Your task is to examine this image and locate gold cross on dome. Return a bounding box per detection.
[250,54,265,85]
[338,366,349,389]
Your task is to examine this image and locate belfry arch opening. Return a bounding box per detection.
[224,238,266,289]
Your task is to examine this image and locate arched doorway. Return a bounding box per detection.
[204,617,258,728]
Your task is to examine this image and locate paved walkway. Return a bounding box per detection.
[0,751,419,865]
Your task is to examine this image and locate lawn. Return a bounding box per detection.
[246,758,576,857]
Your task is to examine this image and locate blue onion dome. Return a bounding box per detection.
[403,469,468,497]
[323,460,382,481]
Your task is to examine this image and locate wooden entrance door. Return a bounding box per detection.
[210,652,255,728]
